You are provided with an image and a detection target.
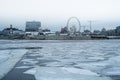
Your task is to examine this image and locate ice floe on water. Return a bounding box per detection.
[101,56,120,76]
[62,67,98,76]
[34,67,111,80]
[1,40,120,80]
[102,67,120,76]
[24,67,37,75]
[0,50,10,64]
[16,66,32,69]
[21,59,39,65]
[0,49,27,79]
[16,40,120,80]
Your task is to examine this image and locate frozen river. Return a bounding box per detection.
[0,40,120,80]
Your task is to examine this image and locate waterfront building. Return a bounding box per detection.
[2,24,14,34]
[1,24,25,39]
[25,31,39,38]
[61,27,68,34]
[82,30,91,35]
[100,28,107,36]
[25,21,41,32]
[115,26,120,36]
[2,24,24,35]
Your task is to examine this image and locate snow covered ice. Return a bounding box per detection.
[0,40,120,80]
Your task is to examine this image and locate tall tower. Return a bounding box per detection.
[10,24,13,34]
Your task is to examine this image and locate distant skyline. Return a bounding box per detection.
[0,0,120,31]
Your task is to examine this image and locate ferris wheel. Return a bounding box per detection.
[67,17,81,34]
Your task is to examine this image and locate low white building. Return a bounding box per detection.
[43,32,56,36]
[26,32,39,37]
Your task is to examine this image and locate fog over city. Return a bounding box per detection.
[0,0,120,31]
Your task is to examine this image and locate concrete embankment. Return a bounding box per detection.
[45,35,91,40]
[1,35,120,40]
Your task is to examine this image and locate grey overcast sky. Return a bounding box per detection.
[0,0,120,31]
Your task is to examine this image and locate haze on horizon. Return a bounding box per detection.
[0,0,120,31]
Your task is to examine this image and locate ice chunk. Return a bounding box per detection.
[0,50,10,64]
[24,68,37,75]
[21,59,38,65]
[75,62,108,72]
[35,67,111,80]
[62,67,98,76]
[16,66,32,69]
[101,56,120,76]
[103,67,120,76]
